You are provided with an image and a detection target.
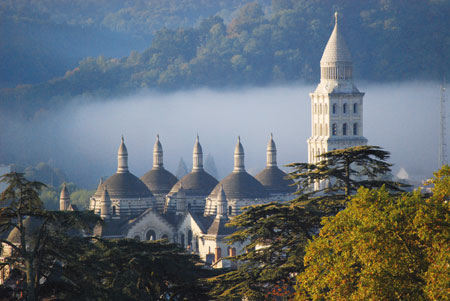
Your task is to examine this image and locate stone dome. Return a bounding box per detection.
[209,171,269,200]
[168,170,218,197]
[94,172,153,199]
[141,168,178,195]
[7,217,43,244]
[255,166,296,194]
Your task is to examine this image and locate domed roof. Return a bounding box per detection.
[320,12,352,64]
[141,168,178,195]
[168,170,218,197]
[7,217,43,244]
[209,171,269,200]
[94,172,153,199]
[255,166,296,194]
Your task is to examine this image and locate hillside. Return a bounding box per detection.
[1,0,450,116]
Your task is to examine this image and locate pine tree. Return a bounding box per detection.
[207,145,409,299]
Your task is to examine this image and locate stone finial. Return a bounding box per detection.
[59,182,70,211]
[100,185,111,219]
[267,133,277,167]
[233,136,245,172]
[153,134,163,170]
[117,136,129,173]
[193,135,203,171]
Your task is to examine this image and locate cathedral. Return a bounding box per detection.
[83,133,294,265]
[60,13,365,266]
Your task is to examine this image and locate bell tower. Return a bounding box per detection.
[307,12,367,164]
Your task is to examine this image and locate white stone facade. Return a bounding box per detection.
[307,13,367,165]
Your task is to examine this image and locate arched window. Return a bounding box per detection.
[332,123,337,136]
[161,234,168,240]
[146,230,156,241]
[319,104,322,114]
[332,103,337,114]
[311,148,315,161]
[187,230,193,248]
[325,104,328,114]
[353,123,358,135]
[228,206,232,216]
[343,123,347,136]
[343,103,347,114]
[353,103,358,114]
[180,233,185,247]
[319,124,322,136]
[187,203,191,210]
[112,206,116,216]
[314,104,317,114]
[325,123,328,136]
[134,235,140,241]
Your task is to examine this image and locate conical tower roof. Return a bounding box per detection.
[320,12,352,64]
[60,182,70,199]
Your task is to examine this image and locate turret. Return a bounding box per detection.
[176,185,186,215]
[233,136,245,173]
[117,136,128,173]
[100,186,111,219]
[59,182,70,211]
[216,185,228,219]
[153,134,163,170]
[266,133,277,167]
[192,135,203,171]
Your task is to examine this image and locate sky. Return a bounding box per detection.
[1,81,446,188]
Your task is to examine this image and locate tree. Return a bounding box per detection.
[208,145,407,299]
[0,172,98,300]
[287,145,408,199]
[296,166,450,300]
[207,201,321,299]
[56,238,218,300]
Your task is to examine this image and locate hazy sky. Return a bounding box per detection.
[1,81,446,187]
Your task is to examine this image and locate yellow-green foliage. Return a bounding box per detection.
[296,166,450,300]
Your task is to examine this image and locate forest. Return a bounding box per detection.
[1,0,449,116]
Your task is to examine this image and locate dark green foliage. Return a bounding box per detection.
[208,201,322,299]
[0,172,100,300]
[2,0,450,115]
[208,145,407,299]
[55,238,217,300]
[0,172,215,300]
[287,145,409,199]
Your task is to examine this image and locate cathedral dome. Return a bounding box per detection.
[254,134,296,194]
[255,167,296,194]
[7,217,43,244]
[168,170,218,197]
[141,169,178,195]
[209,137,268,200]
[141,135,178,195]
[94,172,153,199]
[168,136,218,197]
[208,171,269,200]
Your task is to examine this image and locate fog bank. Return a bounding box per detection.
[1,82,445,187]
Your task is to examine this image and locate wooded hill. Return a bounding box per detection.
[2,0,449,116]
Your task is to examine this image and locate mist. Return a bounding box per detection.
[0,82,445,188]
